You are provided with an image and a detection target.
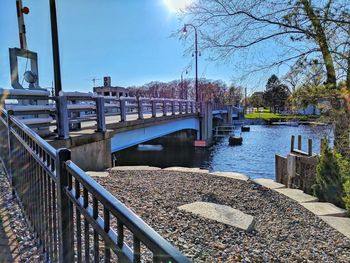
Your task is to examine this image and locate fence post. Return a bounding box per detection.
[171,100,176,115]
[162,100,167,116]
[191,101,194,113]
[96,97,106,132]
[185,101,189,114]
[6,110,13,189]
[56,148,74,263]
[120,98,126,122]
[152,99,157,118]
[138,98,144,120]
[57,96,69,139]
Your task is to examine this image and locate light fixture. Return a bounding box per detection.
[183,25,187,35]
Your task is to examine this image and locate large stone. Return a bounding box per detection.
[319,216,350,239]
[253,178,286,189]
[178,202,255,231]
[210,171,249,181]
[86,171,109,177]
[163,167,209,173]
[301,202,348,217]
[275,188,318,203]
[110,166,161,171]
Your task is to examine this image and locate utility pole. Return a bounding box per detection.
[16,0,29,50]
[92,77,101,87]
[245,87,248,114]
[183,24,199,102]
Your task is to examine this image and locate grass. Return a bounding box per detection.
[245,111,318,121]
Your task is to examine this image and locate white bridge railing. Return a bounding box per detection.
[0,89,200,139]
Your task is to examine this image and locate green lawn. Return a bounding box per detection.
[245,112,317,121]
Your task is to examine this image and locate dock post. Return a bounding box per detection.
[291,135,295,152]
[298,135,302,150]
[308,139,313,156]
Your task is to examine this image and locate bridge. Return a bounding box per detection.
[1,88,236,170]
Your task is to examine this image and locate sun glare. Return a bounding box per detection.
[163,0,194,13]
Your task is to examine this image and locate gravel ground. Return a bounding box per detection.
[0,167,43,263]
[95,170,350,262]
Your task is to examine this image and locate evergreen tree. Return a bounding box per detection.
[312,139,350,208]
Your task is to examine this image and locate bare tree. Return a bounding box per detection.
[183,0,350,88]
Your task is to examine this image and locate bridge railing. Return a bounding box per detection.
[0,107,190,263]
[0,89,200,139]
[56,93,200,139]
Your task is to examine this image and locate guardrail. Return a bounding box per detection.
[0,107,190,263]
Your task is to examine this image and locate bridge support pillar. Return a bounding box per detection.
[225,105,233,125]
[195,102,213,147]
[70,139,112,171]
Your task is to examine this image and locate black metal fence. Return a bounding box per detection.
[0,107,189,263]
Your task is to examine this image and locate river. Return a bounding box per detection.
[113,124,333,180]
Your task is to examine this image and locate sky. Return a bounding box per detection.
[0,0,273,93]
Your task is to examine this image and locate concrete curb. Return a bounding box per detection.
[253,178,350,239]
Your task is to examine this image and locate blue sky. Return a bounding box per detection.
[0,0,274,93]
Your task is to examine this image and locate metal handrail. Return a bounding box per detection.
[9,112,57,158]
[65,161,190,263]
[0,105,190,262]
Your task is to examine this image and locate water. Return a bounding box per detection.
[113,125,333,180]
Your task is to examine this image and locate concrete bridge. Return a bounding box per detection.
[1,89,236,170]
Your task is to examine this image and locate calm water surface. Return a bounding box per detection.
[114,125,333,180]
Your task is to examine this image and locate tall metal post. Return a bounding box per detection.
[57,96,69,139]
[195,29,198,102]
[56,149,74,263]
[49,0,62,96]
[16,0,28,50]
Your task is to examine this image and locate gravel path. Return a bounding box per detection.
[95,170,350,262]
[0,167,43,263]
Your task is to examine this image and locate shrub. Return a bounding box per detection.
[312,139,350,209]
[344,179,350,214]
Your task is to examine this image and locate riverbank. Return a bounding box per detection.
[244,112,321,126]
[94,168,350,262]
[245,112,319,121]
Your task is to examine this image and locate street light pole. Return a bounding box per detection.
[49,0,62,96]
[181,68,188,100]
[183,24,199,102]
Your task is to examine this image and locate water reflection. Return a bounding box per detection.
[113,125,333,180]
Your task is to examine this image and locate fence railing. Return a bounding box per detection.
[0,107,190,263]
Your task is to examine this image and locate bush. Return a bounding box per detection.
[344,179,350,214]
[312,139,350,209]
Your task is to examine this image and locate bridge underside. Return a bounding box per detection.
[111,117,200,152]
[48,114,200,171]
